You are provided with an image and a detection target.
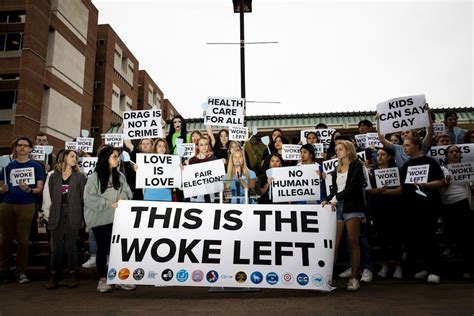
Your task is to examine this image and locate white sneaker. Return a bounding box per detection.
[427,274,440,284]
[17,274,30,284]
[115,284,136,291]
[338,268,352,278]
[346,278,360,291]
[360,269,373,283]
[97,278,112,293]
[82,256,96,268]
[414,270,429,280]
[377,265,389,278]
[393,266,403,279]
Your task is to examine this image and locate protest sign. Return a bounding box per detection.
[30,146,45,161]
[433,122,446,136]
[182,159,226,198]
[108,200,336,291]
[229,126,248,141]
[365,133,383,148]
[313,143,324,159]
[10,168,35,186]
[376,94,428,135]
[300,129,335,148]
[354,134,366,149]
[267,164,321,202]
[374,167,400,188]
[65,142,78,150]
[177,143,195,159]
[105,134,124,148]
[205,96,244,127]
[78,157,98,177]
[428,144,474,165]
[405,165,429,184]
[447,162,474,183]
[135,154,181,189]
[282,145,302,161]
[76,137,94,153]
[123,109,163,140]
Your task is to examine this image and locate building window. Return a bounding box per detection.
[0,73,19,81]
[91,127,100,133]
[0,33,23,51]
[97,39,105,46]
[94,81,102,89]
[96,60,104,67]
[92,105,99,111]
[0,11,26,24]
[0,90,17,110]
[112,90,119,98]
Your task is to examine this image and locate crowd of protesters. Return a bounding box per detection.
[0,109,473,293]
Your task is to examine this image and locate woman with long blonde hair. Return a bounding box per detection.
[225,149,256,204]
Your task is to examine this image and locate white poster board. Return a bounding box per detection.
[30,146,45,161]
[10,168,35,186]
[312,143,324,159]
[177,144,195,159]
[182,159,226,198]
[433,122,446,136]
[123,109,163,140]
[78,157,98,177]
[108,201,336,292]
[365,133,383,148]
[205,96,245,127]
[105,134,124,148]
[135,154,182,189]
[267,164,321,202]
[447,162,474,183]
[374,167,400,188]
[282,144,302,160]
[428,144,474,165]
[229,126,248,141]
[65,142,79,150]
[76,138,94,153]
[405,164,429,184]
[300,129,335,148]
[354,134,366,149]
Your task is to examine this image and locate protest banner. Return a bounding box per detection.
[282,144,302,160]
[447,162,474,183]
[123,109,163,140]
[10,168,35,186]
[105,134,124,148]
[312,143,324,159]
[300,129,335,148]
[267,164,321,203]
[76,137,94,153]
[354,134,366,149]
[108,200,336,292]
[433,122,446,136]
[376,94,428,135]
[177,143,195,159]
[78,157,98,177]
[205,96,244,127]
[428,144,474,165]
[365,133,382,148]
[182,159,226,198]
[374,167,400,188]
[229,126,248,141]
[135,154,181,189]
[405,165,429,184]
[65,142,78,150]
[30,146,45,161]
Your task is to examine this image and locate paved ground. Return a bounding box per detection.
[1,278,473,315]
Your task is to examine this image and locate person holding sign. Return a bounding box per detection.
[142,139,173,202]
[260,128,283,163]
[296,144,325,203]
[258,153,283,204]
[225,149,256,204]
[399,137,445,284]
[439,145,473,279]
[0,137,45,284]
[44,150,87,289]
[211,129,230,161]
[83,146,134,293]
[188,137,217,202]
[322,140,366,291]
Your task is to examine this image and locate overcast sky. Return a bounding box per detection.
[93,0,473,118]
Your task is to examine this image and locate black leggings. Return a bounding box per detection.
[91,224,113,278]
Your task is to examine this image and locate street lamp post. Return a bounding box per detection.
[232,0,252,99]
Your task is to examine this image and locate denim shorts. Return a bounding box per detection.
[336,201,365,222]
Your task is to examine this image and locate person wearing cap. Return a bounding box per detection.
[358,119,373,134]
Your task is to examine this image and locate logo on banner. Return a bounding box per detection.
[162,269,173,281]
[133,268,145,281]
[250,271,263,284]
[312,274,323,287]
[235,271,247,284]
[176,269,189,282]
[191,270,204,282]
[266,272,279,285]
[148,271,158,279]
[206,270,219,283]
[108,268,117,281]
[118,268,130,280]
[297,273,309,286]
[281,272,294,285]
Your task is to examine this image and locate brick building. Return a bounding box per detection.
[137,70,163,111]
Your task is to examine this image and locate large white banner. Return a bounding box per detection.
[136,154,181,189]
[123,109,163,140]
[428,144,474,165]
[300,129,335,148]
[108,201,336,292]
[377,94,428,135]
[182,159,226,198]
[282,144,302,160]
[78,157,98,177]
[205,96,244,127]
[268,164,321,202]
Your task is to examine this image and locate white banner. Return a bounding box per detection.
[374,167,400,188]
[177,144,195,159]
[10,167,35,186]
[205,96,244,127]
[108,201,336,292]
[78,157,98,177]
[65,142,78,150]
[376,94,428,135]
[313,143,324,159]
[123,109,163,140]
[428,144,474,166]
[229,126,248,141]
[76,137,94,153]
[182,159,225,198]
[300,129,335,148]
[268,164,321,203]
[30,146,45,161]
[282,144,302,161]
[405,164,429,184]
[105,134,124,148]
[365,133,383,148]
[136,154,181,189]
[447,162,474,183]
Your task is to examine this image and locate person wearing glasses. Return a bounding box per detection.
[0,136,45,284]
